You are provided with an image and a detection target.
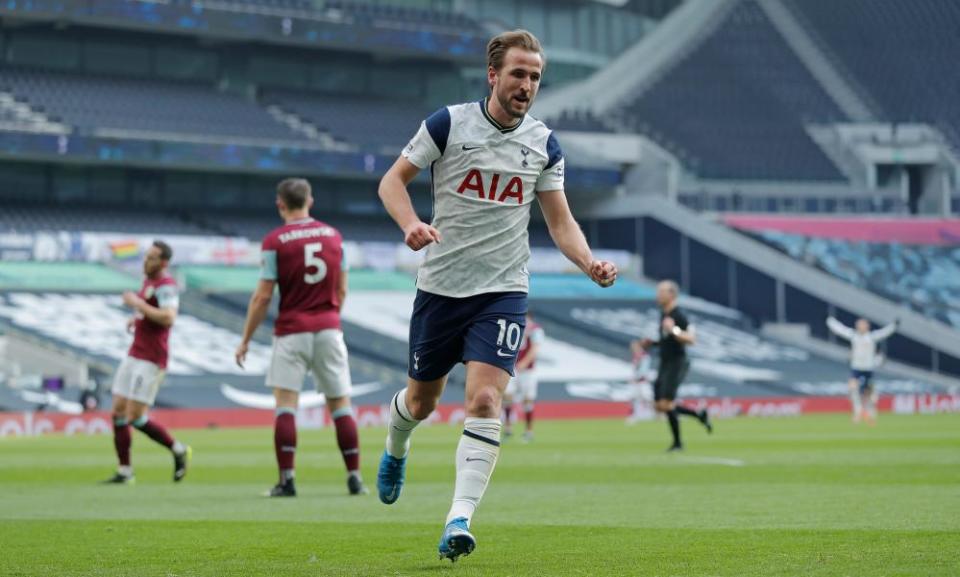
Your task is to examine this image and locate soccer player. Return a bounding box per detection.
[104,240,190,484]
[503,310,544,441]
[826,316,898,425]
[234,178,365,498]
[376,29,618,562]
[640,280,711,452]
[625,339,652,425]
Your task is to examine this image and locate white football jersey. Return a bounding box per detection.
[402,98,565,298]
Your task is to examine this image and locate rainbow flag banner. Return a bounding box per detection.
[108,240,141,260]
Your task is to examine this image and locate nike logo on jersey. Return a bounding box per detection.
[461,144,483,151]
[496,349,515,358]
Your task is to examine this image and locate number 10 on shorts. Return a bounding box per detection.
[496,319,522,351]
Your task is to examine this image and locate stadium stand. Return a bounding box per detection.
[0,68,303,143]
[611,1,846,180]
[550,109,616,133]
[752,231,960,329]
[263,90,429,147]
[0,205,212,236]
[142,0,485,35]
[209,212,556,246]
[786,0,960,148]
[323,0,483,32]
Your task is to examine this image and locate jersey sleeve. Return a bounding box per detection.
[674,310,690,331]
[260,235,279,281]
[402,107,450,169]
[155,283,179,310]
[536,132,565,192]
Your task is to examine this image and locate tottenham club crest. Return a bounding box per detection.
[520,146,530,168]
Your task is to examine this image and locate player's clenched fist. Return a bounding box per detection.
[403,221,441,251]
[589,260,618,288]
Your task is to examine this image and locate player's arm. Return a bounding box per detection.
[379,108,447,251]
[538,189,617,287]
[122,289,177,327]
[870,319,899,342]
[337,268,348,311]
[236,243,278,368]
[662,314,695,345]
[235,279,275,368]
[379,157,439,251]
[672,324,696,346]
[826,317,854,341]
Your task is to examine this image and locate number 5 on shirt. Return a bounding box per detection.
[304,242,327,284]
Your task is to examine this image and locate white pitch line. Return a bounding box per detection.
[675,456,746,467]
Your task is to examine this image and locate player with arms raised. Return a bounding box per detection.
[104,240,190,484]
[235,178,365,498]
[826,316,898,425]
[376,29,617,562]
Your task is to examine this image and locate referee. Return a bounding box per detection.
[641,280,712,451]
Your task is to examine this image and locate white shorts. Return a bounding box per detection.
[506,370,538,401]
[267,329,352,399]
[111,356,166,406]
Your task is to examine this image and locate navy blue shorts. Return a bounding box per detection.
[852,370,873,394]
[408,290,527,382]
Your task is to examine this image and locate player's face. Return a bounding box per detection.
[856,319,870,333]
[491,48,543,119]
[655,283,675,307]
[143,246,166,277]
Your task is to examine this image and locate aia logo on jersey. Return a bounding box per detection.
[457,169,523,204]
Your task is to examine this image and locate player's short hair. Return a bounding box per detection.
[152,240,173,262]
[277,178,312,210]
[487,29,545,72]
[659,279,679,296]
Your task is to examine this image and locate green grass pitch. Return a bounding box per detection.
[2,414,958,576]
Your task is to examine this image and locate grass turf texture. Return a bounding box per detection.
[1,414,958,576]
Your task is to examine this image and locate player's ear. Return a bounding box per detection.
[307,195,314,210]
[487,65,498,90]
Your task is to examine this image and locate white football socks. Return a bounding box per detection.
[386,389,421,458]
[850,387,862,421]
[446,417,501,525]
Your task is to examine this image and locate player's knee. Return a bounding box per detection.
[467,386,501,417]
[406,395,438,420]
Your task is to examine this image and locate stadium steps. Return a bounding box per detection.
[757,0,876,123]
[264,105,345,149]
[0,91,69,135]
[535,0,737,119]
